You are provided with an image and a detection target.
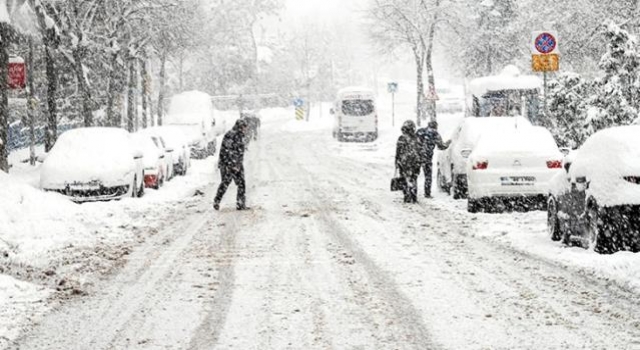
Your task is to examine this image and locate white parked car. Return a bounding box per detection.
[141,126,190,176]
[466,126,564,213]
[151,135,175,180]
[547,125,640,253]
[133,133,166,189]
[40,127,145,202]
[437,116,532,199]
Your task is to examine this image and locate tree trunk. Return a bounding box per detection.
[141,58,148,129]
[414,49,424,127]
[0,24,10,173]
[157,53,167,126]
[423,0,440,123]
[106,52,119,127]
[27,37,37,166]
[73,50,92,127]
[44,43,57,152]
[126,58,136,132]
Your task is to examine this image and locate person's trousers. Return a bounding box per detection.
[214,166,246,208]
[401,168,419,203]
[422,161,433,196]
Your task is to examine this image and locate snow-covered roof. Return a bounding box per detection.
[337,86,375,99]
[468,65,542,97]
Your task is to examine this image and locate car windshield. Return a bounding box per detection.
[342,100,374,116]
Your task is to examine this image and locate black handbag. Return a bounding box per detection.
[390,169,405,192]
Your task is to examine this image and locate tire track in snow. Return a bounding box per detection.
[270,142,441,349]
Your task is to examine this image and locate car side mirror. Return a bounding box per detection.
[460,148,472,158]
[559,147,571,156]
[37,154,48,163]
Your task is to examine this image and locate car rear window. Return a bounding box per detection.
[342,100,374,116]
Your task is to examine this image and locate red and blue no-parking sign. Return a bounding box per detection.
[535,32,557,54]
[531,31,558,55]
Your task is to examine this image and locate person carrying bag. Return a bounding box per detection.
[394,120,421,203]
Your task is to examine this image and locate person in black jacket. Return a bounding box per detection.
[213,119,250,211]
[416,120,451,198]
[395,120,422,203]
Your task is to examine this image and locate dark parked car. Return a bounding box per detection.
[547,125,640,253]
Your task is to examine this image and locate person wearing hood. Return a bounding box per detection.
[416,120,451,198]
[395,120,422,203]
[214,118,250,211]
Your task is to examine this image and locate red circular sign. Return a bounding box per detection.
[535,32,557,54]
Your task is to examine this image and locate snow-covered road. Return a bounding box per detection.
[11,111,640,349]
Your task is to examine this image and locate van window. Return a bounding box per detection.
[342,100,374,116]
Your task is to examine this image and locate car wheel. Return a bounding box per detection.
[138,172,145,197]
[467,198,481,213]
[547,197,563,242]
[586,202,613,254]
[437,168,450,193]
[451,173,462,200]
[131,176,137,198]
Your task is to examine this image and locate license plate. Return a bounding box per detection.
[500,176,536,186]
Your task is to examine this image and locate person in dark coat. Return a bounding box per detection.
[416,120,451,198]
[213,119,250,211]
[395,120,422,203]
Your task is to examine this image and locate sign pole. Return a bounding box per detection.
[543,71,548,121]
[392,92,395,127]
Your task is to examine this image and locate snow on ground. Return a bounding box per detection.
[1,146,217,347]
[2,103,640,348]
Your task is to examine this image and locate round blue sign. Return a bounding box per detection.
[535,32,557,54]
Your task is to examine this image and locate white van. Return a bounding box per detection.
[331,87,378,142]
[165,91,217,159]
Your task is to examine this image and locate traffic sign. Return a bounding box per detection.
[531,31,558,55]
[424,85,439,101]
[293,98,304,108]
[387,82,398,94]
[8,56,25,90]
[532,54,559,72]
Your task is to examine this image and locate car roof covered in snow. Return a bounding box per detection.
[571,125,640,206]
[457,116,532,145]
[473,126,559,156]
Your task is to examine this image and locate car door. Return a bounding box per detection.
[443,125,463,183]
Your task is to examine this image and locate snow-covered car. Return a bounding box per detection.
[466,126,564,213]
[40,127,145,202]
[133,133,166,189]
[141,126,190,176]
[547,125,640,253]
[437,116,532,199]
[152,135,175,180]
[165,91,217,159]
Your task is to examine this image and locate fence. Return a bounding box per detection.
[7,120,82,152]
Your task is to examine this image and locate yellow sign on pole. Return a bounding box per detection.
[532,54,559,72]
[295,107,304,121]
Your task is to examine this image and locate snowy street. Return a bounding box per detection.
[8,110,640,349]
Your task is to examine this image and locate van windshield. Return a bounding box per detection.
[342,100,374,116]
